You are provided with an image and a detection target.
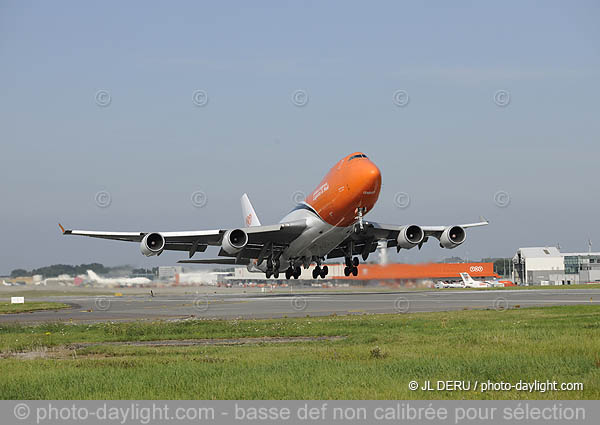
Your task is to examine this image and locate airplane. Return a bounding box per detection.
[36,274,75,286]
[2,280,25,287]
[60,152,488,280]
[459,272,514,288]
[435,280,465,289]
[85,270,152,287]
[459,272,491,288]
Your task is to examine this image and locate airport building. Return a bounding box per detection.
[512,247,600,285]
[158,266,182,280]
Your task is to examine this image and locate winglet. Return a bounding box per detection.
[58,223,71,235]
[480,216,489,224]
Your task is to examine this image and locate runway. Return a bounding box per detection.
[1,288,599,323]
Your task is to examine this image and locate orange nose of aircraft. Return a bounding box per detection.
[352,156,381,211]
[306,153,382,227]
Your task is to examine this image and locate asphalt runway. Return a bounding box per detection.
[1,289,599,323]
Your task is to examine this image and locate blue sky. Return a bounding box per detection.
[1,1,599,273]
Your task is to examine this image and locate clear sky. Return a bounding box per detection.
[1,1,599,274]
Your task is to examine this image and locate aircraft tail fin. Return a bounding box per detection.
[87,270,100,281]
[459,272,474,284]
[241,193,261,227]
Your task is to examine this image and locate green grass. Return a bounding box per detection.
[0,302,70,314]
[0,305,599,399]
[0,289,113,299]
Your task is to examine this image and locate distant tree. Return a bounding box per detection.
[132,268,153,275]
[481,258,512,276]
[29,263,108,278]
[438,256,464,263]
[10,268,30,278]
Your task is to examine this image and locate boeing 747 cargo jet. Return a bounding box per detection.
[60,152,488,279]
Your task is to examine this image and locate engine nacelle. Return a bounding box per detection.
[397,225,425,249]
[221,228,248,254]
[140,232,166,257]
[439,225,466,249]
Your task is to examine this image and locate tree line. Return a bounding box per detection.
[10,264,157,278]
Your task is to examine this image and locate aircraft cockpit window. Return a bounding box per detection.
[348,154,368,161]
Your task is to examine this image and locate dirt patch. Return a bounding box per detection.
[1,336,345,359]
[67,335,344,349]
[1,347,78,360]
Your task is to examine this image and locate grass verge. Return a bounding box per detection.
[0,302,70,314]
[0,305,598,399]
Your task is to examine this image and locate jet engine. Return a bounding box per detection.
[396,225,425,249]
[140,232,165,256]
[221,229,248,254]
[439,226,466,249]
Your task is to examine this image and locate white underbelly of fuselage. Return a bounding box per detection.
[279,208,353,266]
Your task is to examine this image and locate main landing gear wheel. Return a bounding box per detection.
[285,267,292,279]
[320,265,328,278]
[273,270,279,278]
[352,257,359,267]
[265,270,272,278]
[344,265,359,276]
[293,266,301,279]
[312,266,320,279]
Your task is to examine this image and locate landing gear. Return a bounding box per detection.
[343,265,359,276]
[355,207,366,232]
[312,266,321,279]
[285,267,292,279]
[265,255,281,279]
[293,266,301,279]
[344,256,359,277]
[320,265,328,278]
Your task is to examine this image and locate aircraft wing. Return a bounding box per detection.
[326,218,489,259]
[59,220,307,261]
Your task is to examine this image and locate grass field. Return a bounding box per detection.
[0,289,113,299]
[0,301,70,314]
[0,305,598,399]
